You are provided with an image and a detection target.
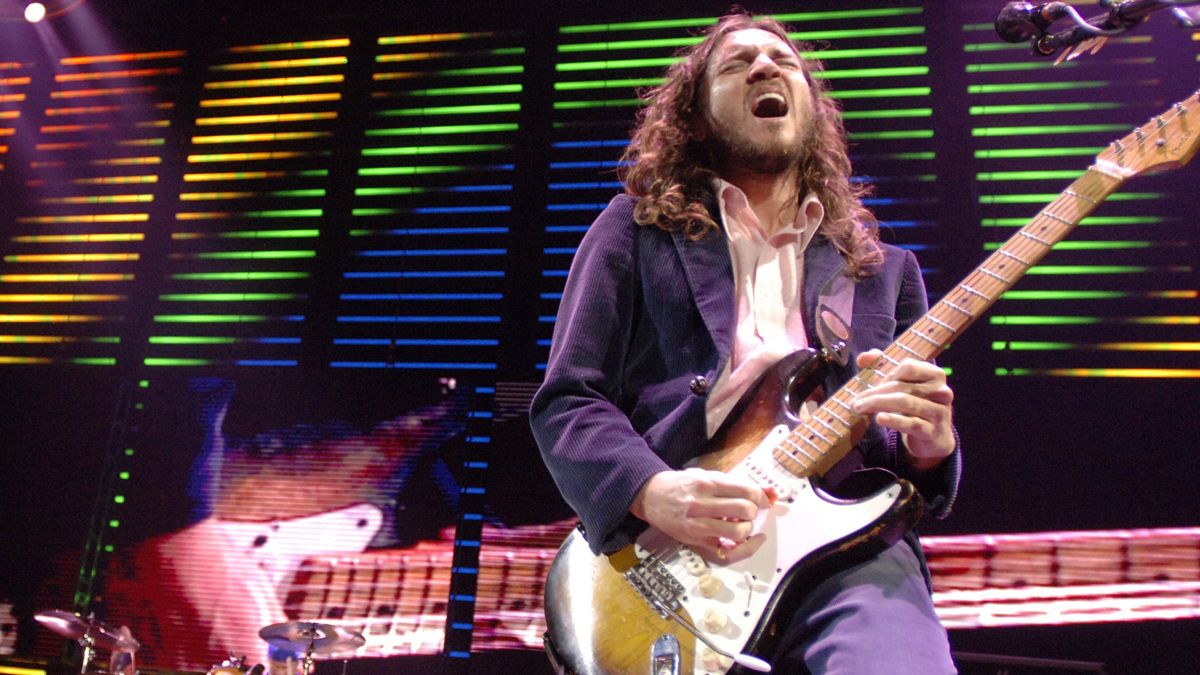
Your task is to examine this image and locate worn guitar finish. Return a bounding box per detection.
[543,92,1200,675]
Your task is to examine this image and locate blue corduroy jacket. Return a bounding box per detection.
[531,194,961,556]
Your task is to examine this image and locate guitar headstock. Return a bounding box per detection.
[1095,90,1200,178]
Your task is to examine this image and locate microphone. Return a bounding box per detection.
[995,1,1071,42]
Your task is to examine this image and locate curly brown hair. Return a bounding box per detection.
[618,11,883,278]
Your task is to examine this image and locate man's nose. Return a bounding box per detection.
[747,53,782,81]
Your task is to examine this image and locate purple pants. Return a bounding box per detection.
[771,539,956,674]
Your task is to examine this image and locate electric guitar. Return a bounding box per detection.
[542,91,1200,675]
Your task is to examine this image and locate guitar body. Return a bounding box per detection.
[543,349,923,675]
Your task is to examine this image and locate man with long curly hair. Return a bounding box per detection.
[532,10,960,673]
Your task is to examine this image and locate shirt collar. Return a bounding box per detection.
[712,177,824,250]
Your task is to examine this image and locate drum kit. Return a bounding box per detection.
[34,610,365,675]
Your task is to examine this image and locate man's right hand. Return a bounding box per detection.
[629,467,772,562]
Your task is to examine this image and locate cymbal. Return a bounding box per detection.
[258,621,365,656]
[34,610,140,652]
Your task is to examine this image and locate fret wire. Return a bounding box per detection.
[926,315,953,331]
[830,396,854,410]
[803,423,832,444]
[897,341,921,357]
[944,299,972,317]
[796,432,825,453]
[959,283,990,301]
[1018,230,1052,247]
[998,248,1031,266]
[1041,210,1072,226]
[813,415,839,434]
[1065,187,1098,205]
[979,267,1009,284]
[826,408,850,426]
[877,352,900,367]
[783,435,816,460]
[911,328,940,346]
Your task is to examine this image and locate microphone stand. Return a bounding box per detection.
[1014,0,1200,59]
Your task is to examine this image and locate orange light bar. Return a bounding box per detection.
[191,131,330,144]
[73,175,158,185]
[378,32,492,45]
[0,76,31,86]
[61,51,186,65]
[45,105,120,116]
[195,112,337,126]
[55,67,181,82]
[0,294,124,302]
[186,151,317,163]
[12,232,144,242]
[52,86,157,99]
[0,314,106,323]
[204,75,345,89]
[41,123,110,133]
[0,274,133,282]
[0,94,26,103]
[228,39,350,53]
[17,214,149,224]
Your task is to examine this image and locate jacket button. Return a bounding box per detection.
[689,375,709,396]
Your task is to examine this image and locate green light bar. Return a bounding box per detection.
[352,208,400,216]
[848,129,933,140]
[975,147,1103,159]
[361,143,507,156]
[377,103,520,116]
[192,251,316,260]
[404,84,522,96]
[842,108,932,120]
[557,37,701,53]
[992,315,1199,325]
[554,99,641,110]
[790,27,925,41]
[976,170,1086,181]
[973,123,1127,137]
[355,187,427,196]
[366,123,518,136]
[159,293,299,301]
[439,65,525,76]
[149,336,237,344]
[555,78,663,91]
[987,240,1155,251]
[171,272,309,280]
[358,165,465,176]
[969,81,1109,94]
[73,358,116,366]
[996,367,1200,378]
[970,102,1122,115]
[144,358,213,366]
[817,66,928,79]
[828,87,930,100]
[1023,265,1156,275]
[556,57,678,72]
[993,341,1200,352]
[967,61,1077,73]
[558,17,717,33]
[1002,290,1130,300]
[153,315,271,323]
[980,192,1160,204]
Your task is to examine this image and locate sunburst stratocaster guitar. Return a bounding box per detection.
[542,91,1200,675]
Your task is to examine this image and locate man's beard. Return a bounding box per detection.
[705,116,808,176]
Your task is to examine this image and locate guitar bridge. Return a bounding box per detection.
[624,557,685,617]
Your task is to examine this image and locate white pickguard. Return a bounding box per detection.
[634,425,902,674]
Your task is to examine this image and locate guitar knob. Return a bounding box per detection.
[700,647,732,673]
[686,555,708,576]
[701,608,728,633]
[697,573,723,598]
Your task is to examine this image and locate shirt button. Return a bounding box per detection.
[689,375,709,396]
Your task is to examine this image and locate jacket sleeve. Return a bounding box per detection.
[886,248,962,519]
[529,195,672,554]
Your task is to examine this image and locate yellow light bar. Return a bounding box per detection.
[39,195,152,205]
[55,67,181,82]
[195,112,337,126]
[209,57,348,71]
[41,123,109,133]
[17,214,149,224]
[205,75,345,89]
[0,356,54,364]
[46,104,120,116]
[0,314,106,322]
[0,294,124,302]
[73,175,158,185]
[4,253,139,263]
[186,150,316,163]
[191,131,330,144]
[183,171,288,181]
[0,274,133,282]
[378,32,493,45]
[199,93,341,108]
[12,233,145,242]
[61,51,186,65]
[229,39,350,53]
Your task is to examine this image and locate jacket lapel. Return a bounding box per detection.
[803,238,850,345]
[672,228,735,359]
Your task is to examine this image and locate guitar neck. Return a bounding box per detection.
[773,166,1126,477]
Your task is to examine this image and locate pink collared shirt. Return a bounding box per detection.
[705,179,824,437]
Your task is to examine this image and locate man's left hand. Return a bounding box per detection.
[851,350,955,472]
